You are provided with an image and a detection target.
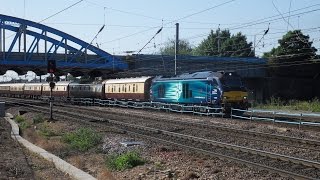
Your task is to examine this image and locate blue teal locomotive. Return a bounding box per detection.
[150,71,249,112]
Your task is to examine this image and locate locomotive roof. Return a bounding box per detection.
[103,76,152,84]
[153,71,223,81]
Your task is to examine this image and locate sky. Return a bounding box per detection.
[0,0,320,80]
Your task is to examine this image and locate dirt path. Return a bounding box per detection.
[0,117,35,179]
[0,117,71,180]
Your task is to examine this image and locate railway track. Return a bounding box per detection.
[6,97,320,151]
[5,99,320,179]
[68,104,320,151]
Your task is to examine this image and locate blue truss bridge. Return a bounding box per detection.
[0,14,128,77]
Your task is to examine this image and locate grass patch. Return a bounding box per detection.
[254,97,320,112]
[14,115,30,129]
[33,114,45,124]
[106,151,145,171]
[19,121,30,129]
[38,122,56,138]
[15,115,26,123]
[62,128,102,151]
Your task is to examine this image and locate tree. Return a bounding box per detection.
[221,32,254,57]
[263,30,318,77]
[160,39,193,55]
[263,30,317,62]
[194,29,254,57]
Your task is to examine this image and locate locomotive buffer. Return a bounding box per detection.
[47,60,56,121]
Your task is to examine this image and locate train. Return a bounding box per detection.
[0,71,249,113]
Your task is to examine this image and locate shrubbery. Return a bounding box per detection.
[62,128,102,151]
[14,115,30,129]
[105,151,145,171]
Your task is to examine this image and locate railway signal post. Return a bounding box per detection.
[47,60,56,121]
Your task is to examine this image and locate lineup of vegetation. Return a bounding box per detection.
[160,28,318,61]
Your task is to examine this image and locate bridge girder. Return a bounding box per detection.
[0,14,128,75]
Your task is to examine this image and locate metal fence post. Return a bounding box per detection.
[299,113,302,130]
[273,111,275,124]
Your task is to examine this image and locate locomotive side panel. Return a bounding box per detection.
[151,79,221,106]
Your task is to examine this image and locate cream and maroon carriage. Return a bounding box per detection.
[9,83,25,97]
[102,77,153,101]
[0,83,11,96]
[24,83,43,99]
[42,81,71,100]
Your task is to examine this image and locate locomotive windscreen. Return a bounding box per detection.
[220,72,244,89]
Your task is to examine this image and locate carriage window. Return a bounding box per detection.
[136,84,138,91]
[111,86,113,92]
[122,85,124,92]
[64,87,66,91]
[124,86,127,92]
[133,84,135,93]
[118,86,120,92]
[129,85,131,92]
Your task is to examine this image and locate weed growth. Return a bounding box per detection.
[62,128,102,151]
[14,115,30,129]
[19,121,30,129]
[39,122,56,138]
[15,115,25,123]
[106,151,145,171]
[254,97,320,112]
[33,114,45,124]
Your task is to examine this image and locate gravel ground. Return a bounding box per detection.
[5,105,314,179]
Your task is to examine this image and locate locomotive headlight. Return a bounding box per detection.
[243,96,247,100]
[223,96,227,99]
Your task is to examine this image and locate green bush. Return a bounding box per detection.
[33,114,45,124]
[62,128,102,151]
[15,115,25,123]
[19,121,30,129]
[106,151,145,171]
[39,123,56,138]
